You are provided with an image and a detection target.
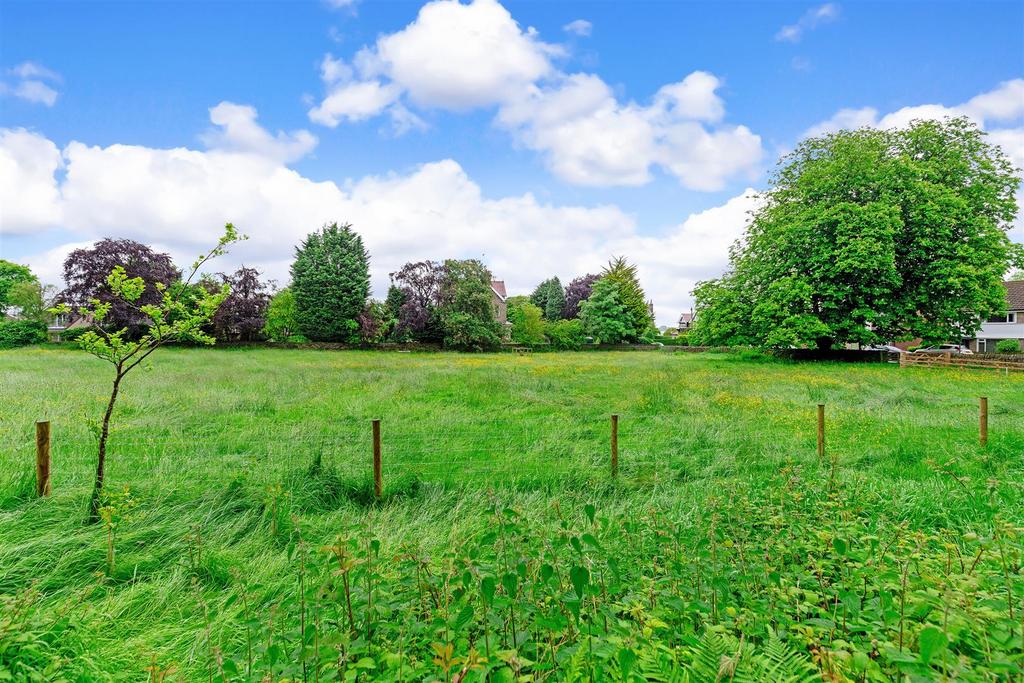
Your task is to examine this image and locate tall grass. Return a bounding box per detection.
[0,347,1021,680]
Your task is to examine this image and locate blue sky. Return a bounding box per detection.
[1,0,1022,323]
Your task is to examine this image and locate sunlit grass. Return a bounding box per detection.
[0,347,1021,679]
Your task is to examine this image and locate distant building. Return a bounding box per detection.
[968,280,1024,352]
[491,280,508,324]
[47,313,92,342]
[678,311,693,331]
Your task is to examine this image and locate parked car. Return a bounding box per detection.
[912,344,973,355]
[867,345,907,354]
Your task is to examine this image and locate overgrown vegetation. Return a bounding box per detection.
[0,349,1021,680]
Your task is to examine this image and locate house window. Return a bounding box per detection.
[987,312,1017,323]
[977,339,987,353]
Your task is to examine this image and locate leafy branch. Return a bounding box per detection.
[51,224,245,521]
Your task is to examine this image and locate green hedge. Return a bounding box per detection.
[0,320,47,348]
[60,326,93,343]
[995,338,1021,353]
[655,335,690,346]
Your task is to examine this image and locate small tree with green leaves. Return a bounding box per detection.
[8,280,57,324]
[263,287,302,342]
[52,225,243,521]
[508,300,546,345]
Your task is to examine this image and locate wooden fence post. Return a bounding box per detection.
[372,419,382,499]
[979,397,988,447]
[35,420,51,497]
[816,404,825,463]
[611,414,619,478]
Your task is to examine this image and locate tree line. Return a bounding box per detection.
[8,117,1016,354]
[2,222,658,351]
[506,257,657,349]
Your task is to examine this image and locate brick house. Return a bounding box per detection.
[491,280,508,324]
[969,280,1024,352]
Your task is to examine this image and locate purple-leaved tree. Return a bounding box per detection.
[563,274,600,319]
[60,239,180,336]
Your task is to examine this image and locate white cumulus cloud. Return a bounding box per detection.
[0,114,760,324]
[201,102,318,163]
[0,128,64,234]
[804,80,1024,180]
[306,0,764,190]
[2,61,62,107]
[775,3,840,43]
[562,19,592,37]
[497,71,763,189]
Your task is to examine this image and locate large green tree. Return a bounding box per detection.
[8,280,57,324]
[0,260,36,314]
[692,118,1022,349]
[437,259,503,350]
[601,257,655,342]
[580,277,631,344]
[530,277,566,321]
[291,223,370,342]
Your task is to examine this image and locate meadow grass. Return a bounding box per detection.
[0,347,1021,681]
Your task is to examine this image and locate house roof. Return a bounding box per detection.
[679,312,693,323]
[1005,280,1024,310]
[491,280,507,301]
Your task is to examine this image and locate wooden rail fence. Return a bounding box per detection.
[899,352,1024,372]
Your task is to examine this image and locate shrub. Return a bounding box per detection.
[357,300,392,344]
[995,338,1021,353]
[544,318,585,350]
[208,267,270,341]
[0,320,46,348]
[60,326,93,343]
[656,332,691,346]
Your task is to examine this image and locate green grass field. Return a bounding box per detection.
[1,348,1022,681]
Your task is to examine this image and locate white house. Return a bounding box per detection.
[970,280,1024,352]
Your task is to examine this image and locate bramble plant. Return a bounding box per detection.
[52,224,244,520]
[97,485,137,576]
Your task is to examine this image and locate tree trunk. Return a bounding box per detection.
[815,337,834,352]
[89,370,123,522]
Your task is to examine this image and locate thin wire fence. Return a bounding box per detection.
[3,398,1007,498]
